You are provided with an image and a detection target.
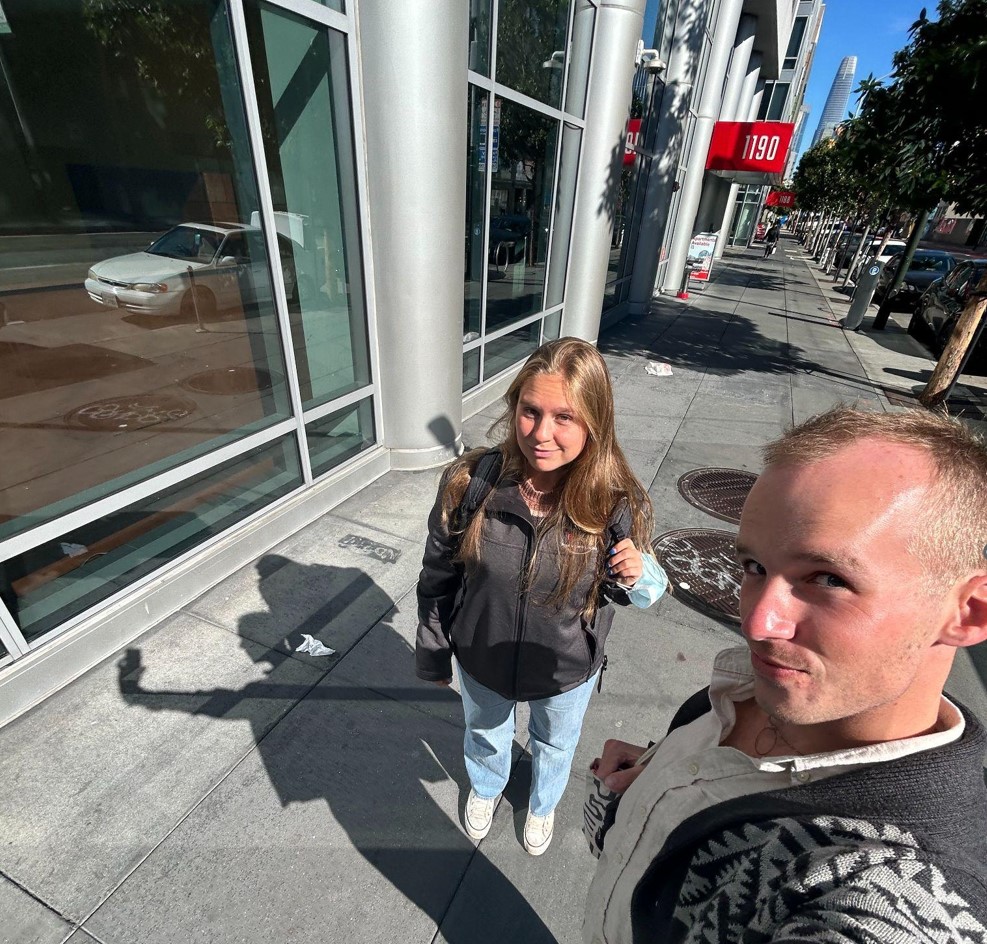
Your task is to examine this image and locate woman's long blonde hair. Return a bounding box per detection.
[441,337,654,619]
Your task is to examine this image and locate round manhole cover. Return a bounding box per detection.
[181,366,274,395]
[65,394,197,431]
[677,468,758,525]
[652,529,743,624]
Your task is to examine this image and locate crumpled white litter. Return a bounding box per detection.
[295,634,336,657]
[645,362,673,376]
[60,542,88,557]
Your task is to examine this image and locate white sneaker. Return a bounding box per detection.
[464,789,499,840]
[523,809,555,856]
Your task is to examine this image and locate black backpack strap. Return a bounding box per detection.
[452,449,503,534]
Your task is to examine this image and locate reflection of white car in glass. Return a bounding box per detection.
[84,222,299,317]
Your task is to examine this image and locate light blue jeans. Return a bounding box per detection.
[457,666,598,816]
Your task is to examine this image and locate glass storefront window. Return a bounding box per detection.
[306,399,375,478]
[469,0,492,75]
[463,349,481,391]
[484,321,540,379]
[0,0,292,544]
[486,99,558,333]
[607,163,637,288]
[495,0,570,109]
[465,86,488,340]
[1,437,302,644]
[245,1,371,411]
[545,123,581,309]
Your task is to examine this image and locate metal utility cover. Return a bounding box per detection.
[652,529,742,624]
[677,467,757,525]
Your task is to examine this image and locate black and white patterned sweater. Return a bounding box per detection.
[630,689,987,943]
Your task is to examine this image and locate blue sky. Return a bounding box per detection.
[795,0,922,162]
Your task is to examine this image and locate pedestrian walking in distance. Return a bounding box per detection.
[763,222,780,258]
[416,337,666,856]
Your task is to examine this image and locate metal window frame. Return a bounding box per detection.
[19,435,308,654]
[471,0,586,382]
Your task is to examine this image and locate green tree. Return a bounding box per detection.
[797,1,987,403]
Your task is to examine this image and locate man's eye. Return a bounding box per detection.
[741,559,765,576]
[812,573,849,590]
[557,414,572,423]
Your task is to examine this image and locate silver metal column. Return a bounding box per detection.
[693,13,755,235]
[715,49,762,256]
[561,0,646,342]
[661,0,744,292]
[626,0,710,312]
[357,0,468,469]
[719,14,757,122]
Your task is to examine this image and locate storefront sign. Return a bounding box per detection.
[706,121,795,174]
[766,190,796,208]
[623,118,642,165]
[687,232,717,282]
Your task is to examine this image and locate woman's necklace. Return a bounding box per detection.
[518,478,560,518]
[753,716,804,757]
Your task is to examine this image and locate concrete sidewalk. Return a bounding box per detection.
[3,240,986,944]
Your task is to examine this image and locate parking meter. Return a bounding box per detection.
[844,259,883,330]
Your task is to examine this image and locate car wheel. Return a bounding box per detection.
[180,286,216,321]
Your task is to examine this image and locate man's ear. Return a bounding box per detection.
[940,573,987,648]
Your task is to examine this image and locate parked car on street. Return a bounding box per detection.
[848,239,907,281]
[909,258,987,362]
[873,249,959,311]
[84,222,300,318]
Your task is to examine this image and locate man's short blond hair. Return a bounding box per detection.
[764,406,987,587]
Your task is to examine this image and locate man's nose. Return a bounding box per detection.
[741,579,798,641]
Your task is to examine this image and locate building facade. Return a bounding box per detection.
[602,0,823,315]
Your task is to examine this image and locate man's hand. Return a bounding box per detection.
[608,539,643,586]
[590,738,649,794]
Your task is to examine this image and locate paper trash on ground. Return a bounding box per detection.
[295,634,336,657]
[645,362,673,376]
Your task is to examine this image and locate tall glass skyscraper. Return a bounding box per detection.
[811,55,857,145]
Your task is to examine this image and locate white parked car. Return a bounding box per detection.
[849,238,907,282]
[84,222,299,317]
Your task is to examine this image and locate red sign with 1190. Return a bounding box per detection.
[705,121,795,174]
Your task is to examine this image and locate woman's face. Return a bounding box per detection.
[514,373,589,486]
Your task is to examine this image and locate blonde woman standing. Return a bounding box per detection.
[416,338,665,855]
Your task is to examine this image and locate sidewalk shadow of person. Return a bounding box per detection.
[118,554,557,944]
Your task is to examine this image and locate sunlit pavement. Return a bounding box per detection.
[2,236,984,944]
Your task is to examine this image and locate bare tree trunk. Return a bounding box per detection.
[811,210,831,256]
[920,270,987,408]
[873,208,931,330]
[840,220,873,286]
